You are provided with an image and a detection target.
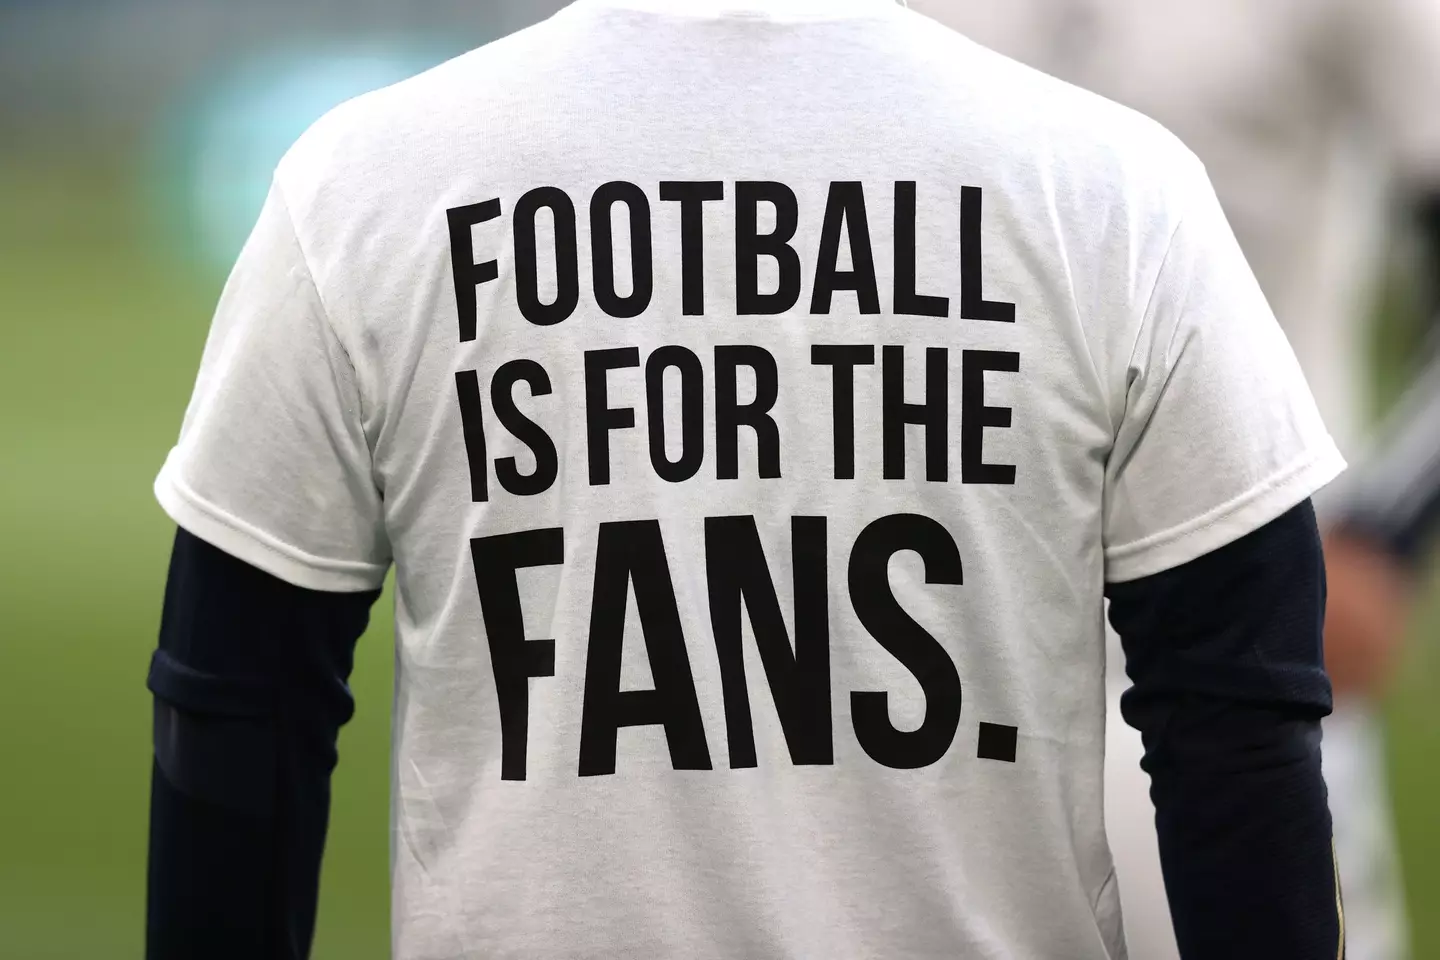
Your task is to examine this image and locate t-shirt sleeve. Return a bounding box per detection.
[154,183,391,593]
[1102,160,1347,583]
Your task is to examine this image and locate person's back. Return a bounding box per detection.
[148,2,1345,957]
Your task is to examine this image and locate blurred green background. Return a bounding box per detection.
[0,153,396,957]
[0,2,1437,958]
[0,5,557,956]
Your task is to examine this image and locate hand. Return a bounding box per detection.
[1322,530,1415,700]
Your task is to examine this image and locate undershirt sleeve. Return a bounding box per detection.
[1105,499,1343,960]
[146,527,381,960]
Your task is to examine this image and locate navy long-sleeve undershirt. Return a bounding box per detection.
[146,529,381,960]
[1107,498,1341,959]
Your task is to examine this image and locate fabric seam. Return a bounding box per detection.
[270,177,374,427]
[1105,444,1343,566]
[158,464,388,583]
[1117,209,1188,437]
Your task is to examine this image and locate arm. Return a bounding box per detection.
[1351,228,1440,570]
[1314,0,1440,698]
[1337,0,1440,555]
[147,527,381,960]
[1320,350,1440,694]
[1107,500,1344,960]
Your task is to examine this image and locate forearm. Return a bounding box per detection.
[147,702,334,960]
[1138,698,1338,957]
[147,751,287,959]
[1107,501,1342,959]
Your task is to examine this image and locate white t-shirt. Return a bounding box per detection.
[155,1,1344,957]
